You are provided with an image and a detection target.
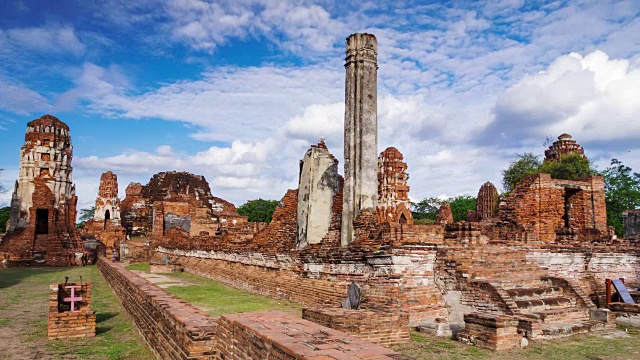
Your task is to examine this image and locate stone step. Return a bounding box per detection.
[534,308,590,325]
[506,286,563,300]
[516,296,575,312]
[540,321,609,339]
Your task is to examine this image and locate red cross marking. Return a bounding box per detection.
[63,286,83,312]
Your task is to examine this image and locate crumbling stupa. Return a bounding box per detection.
[0,115,82,266]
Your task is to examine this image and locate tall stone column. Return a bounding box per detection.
[341,33,378,246]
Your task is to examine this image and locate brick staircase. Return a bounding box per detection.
[438,246,611,339]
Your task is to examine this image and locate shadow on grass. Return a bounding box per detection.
[95,312,117,335]
[0,267,64,289]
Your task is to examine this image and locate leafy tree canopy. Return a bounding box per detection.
[603,159,640,237]
[0,206,10,233]
[237,199,279,223]
[412,195,477,223]
[79,206,95,223]
[502,153,596,192]
[501,153,541,192]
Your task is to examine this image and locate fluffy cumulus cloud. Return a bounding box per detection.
[1,0,639,208]
[485,50,640,146]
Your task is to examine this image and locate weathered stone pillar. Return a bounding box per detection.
[341,33,378,246]
[297,141,340,249]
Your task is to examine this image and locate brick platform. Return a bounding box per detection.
[302,307,410,347]
[98,257,408,359]
[48,282,96,340]
[456,313,522,351]
[217,311,407,360]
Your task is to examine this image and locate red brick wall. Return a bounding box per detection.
[97,257,218,359]
[302,307,409,346]
[48,282,96,339]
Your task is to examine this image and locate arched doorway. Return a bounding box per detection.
[104,209,111,230]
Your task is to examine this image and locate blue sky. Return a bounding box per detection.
[0,0,639,210]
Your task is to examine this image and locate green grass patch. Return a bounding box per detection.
[0,266,153,360]
[162,271,302,318]
[125,262,150,272]
[395,328,640,360]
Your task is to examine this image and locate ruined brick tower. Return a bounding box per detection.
[544,134,586,162]
[377,147,413,224]
[476,181,500,220]
[1,115,81,265]
[94,171,121,228]
[341,33,378,246]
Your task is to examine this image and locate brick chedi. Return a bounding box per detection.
[377,147,413,224]
[0,115,82,266]
[476,181,500,220]
[342,33,379,246]
[544,133,586,162]
[83,171,126,256]
[94,171,121,226]
[297,139,341,249]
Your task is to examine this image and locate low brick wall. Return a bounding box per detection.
[98,257,407,359]
[97,257,218,359]
[217,311,406,360]
[48,282,96,339]
[302,307,410,347]
[457,313,522,351]
[610,303,640,328]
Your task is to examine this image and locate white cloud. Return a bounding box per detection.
[6,26,86,55]
[487,50,640,144]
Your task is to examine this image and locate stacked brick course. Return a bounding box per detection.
[457,313,522,351]
[0,115,82,266]
[302,307,410,346]
[98,257,218,359]
[48,282,96,339]
[97,257,406,359]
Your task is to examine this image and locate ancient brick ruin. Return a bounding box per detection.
[4,33,640,355]
[119,171,247,243]
[377,147,413,225]
[624,210,640,242]
[476,181,500,220]
[0,115,82,266]
[48,282,96,339]
[544,133,586,161]
[83,171,126,257]
[144,33,635,351]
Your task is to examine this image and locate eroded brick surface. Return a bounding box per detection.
[0,115,82,266]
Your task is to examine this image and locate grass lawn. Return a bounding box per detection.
[126,263,302,318]
[394,328,640,360]
[0,265,153,360]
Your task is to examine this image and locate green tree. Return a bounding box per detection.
[449,195,477,222]
[411,197,443,223]
[237,199,279,223]
[77,206,95,228]
[0,206,10,233]
[603,159,640,237]
[538,153,597,180]
[501,153,541,191]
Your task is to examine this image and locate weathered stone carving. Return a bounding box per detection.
[342,33,378,246]
[623,210,640,241]
[297,140,341,249]
[341,282,362,310]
